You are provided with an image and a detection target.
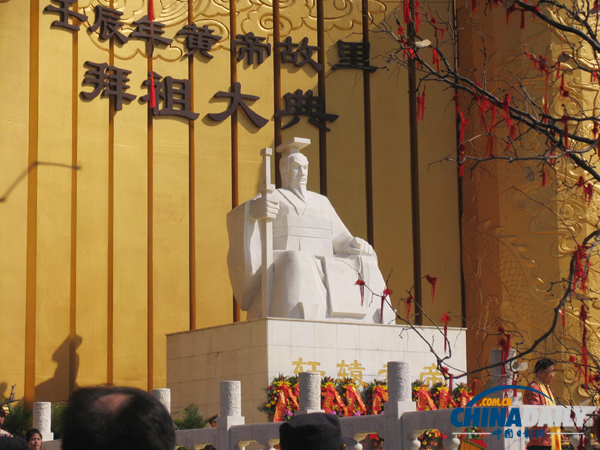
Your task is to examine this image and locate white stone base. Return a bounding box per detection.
[167,318,466,424]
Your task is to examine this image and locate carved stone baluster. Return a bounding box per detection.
[220,381,245,450]
[442,428,462,450]
[33,402,53,441]
[297,372,323,415]
[152,388,171,413]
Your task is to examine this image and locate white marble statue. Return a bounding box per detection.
[227,138,396,323]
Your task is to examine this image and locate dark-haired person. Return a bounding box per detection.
[25,430,41,450]
[61,386,175,450]
[523,358,562,450]
[279,413,357,450]
[0,409,11,438]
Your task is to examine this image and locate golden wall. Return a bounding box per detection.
[0,0,461,404]
[458,5,600,402]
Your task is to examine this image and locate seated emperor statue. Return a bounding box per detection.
[227,145,396,324]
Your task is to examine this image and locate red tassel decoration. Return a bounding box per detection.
[573,244,590,293]
[520,9,525,28]
[355,277,366,306]
[441,312,451,352]
[381,287,393,324]
[405,294,414,319]
[149,72,156,109]
[415,1,421,33]
[148,0,155,21]
[403,0,410,25]
[425,274,438,303]
[432,49,440,73]
[560,74,570,98]
[541,168,546,187]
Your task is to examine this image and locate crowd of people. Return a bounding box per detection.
[0,358,569,450]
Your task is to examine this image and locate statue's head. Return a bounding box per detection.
[280,152,309,192]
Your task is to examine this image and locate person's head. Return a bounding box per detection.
[279,413,357,450]
[61,386,175,450]
[25,429,42,450]
[534,358,555,384]
[280,152,309,193]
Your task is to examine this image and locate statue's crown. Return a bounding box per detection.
[276,137,311,156]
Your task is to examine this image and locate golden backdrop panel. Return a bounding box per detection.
[112,54,150,389]
[152,55,191,388]
[73,29,110,390]
[193,31,235,329]
[279,9,321,193]
[369,1,414,319]
[0,0,30,399]
[34,2,74,402]
[322,22,368,241]
[456,6,560,379]
[234,54,274,208]
[415,0,461,326]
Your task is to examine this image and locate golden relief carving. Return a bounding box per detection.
[79,1,229,59]
[77,0,384,60]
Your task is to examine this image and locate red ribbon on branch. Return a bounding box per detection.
[381,287,393,323]
[541,168,547,187]
[355,277,366,306]
[441,312,451,352]
[425,274,437,303]
[405,294,414,319]
[573,244,591,292]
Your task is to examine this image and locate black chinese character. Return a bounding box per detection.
[80,61,136,111]
[208,82,268,128]
[233,32,271,65]
[331,40,377,72]
[278,37,323,71]
[275,89,338,131]
[88,5,129,44]
[80,61,109,100]
[44,0,88,31]
[131,16,173,56]
[140,73,199,120]
[176,24,222,58]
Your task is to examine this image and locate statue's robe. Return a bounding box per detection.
[227,188,396,323]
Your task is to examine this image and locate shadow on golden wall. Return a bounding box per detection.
[36,335,82,402]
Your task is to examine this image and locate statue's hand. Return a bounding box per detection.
[249,194,279,220]
[346,237,375,256]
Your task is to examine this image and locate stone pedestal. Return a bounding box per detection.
[167,318,466,423]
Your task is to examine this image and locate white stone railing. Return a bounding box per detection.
[26,362,599,450]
